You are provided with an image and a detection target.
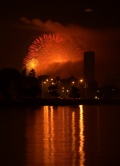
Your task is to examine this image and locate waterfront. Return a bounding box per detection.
[0,105,120,166]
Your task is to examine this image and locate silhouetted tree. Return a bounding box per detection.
[21,76,41,99]
[28,69,35,77]
[21,68,27,77]
[100,84,119,99]
[48,84,60,98]
[0,68,22,101]
[69,86,81,99]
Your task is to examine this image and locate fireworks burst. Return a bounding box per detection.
[23,33,82,76]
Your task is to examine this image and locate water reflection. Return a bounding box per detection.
[26,105,85,166]
[79,105,85,166]
[71,105,85,166]
[1,105,120,166]
[71,111,76,166]
[43,106,55,165]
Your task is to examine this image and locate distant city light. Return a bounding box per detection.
[95,96,99,100]
[80,79,83,83]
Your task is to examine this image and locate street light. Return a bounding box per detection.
[80,79,84,83]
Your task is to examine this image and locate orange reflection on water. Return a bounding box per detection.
[71,105,85,166]
[26,106,85,166]
[43,106,55,165]
[79,105,85,166]
[71,111,76,166]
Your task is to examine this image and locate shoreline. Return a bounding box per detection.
[0,98,120,107]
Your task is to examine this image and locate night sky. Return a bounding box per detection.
[0,0,120,85]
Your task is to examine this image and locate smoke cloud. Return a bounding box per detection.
[21,17,120,84]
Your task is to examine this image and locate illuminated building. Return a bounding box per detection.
[58,76,78,98]
[38,75,50,98]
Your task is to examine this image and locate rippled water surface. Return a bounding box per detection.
[0,105,120,166]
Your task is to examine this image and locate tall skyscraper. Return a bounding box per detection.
[84,51,95,83]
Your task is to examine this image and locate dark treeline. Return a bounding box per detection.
[0,68,41,103]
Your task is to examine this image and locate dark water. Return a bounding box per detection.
[0,105,120,166]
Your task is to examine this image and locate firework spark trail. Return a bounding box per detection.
[23,33,82,76]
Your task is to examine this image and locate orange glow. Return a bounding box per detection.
[23,33,82,76]
[25,58,39,71]
[72,111,76,165]
[43,106,55,165]
[79,105,85,166]
[80,79,84,83]
[43,106,49,164]
[26,106,86,165]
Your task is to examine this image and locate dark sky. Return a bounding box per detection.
[0,0,120,84]
[0,0,120,27]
